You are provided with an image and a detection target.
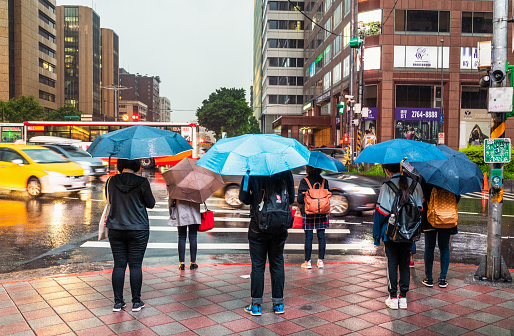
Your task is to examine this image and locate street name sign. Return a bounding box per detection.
[484,138,511,163]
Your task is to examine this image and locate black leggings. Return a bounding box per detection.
[108,229,149,304]
[178,225,199,263]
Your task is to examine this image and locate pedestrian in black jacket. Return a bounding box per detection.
[106,159,155,312]
[238,170,294,316]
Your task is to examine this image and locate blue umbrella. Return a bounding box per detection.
[196,134,310,177]
[355,139,446,164]
[309,151,348,172]
[87,125,193,159]
[410,145,483,195]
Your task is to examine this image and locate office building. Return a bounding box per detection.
[119,69,160,122]
[259,0,513,149]
[119,100,147,122]
[101,28,119,121]
[159,97,171,122]
[0,0,58,113]
[252,0,306,133]
[56,5,101,119]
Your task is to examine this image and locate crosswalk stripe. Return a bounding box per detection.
[148,208,248,214]
[148,216,362,225]
[148,227,350,234]
[81,241,366,250]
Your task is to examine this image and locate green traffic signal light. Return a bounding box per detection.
[336,101,345,113]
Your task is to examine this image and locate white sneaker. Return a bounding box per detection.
[317,259,324,268]
[398,296,407,309]
[301,261,312,269]
[385,296,398,310]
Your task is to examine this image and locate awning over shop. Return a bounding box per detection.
[272,115,331,130]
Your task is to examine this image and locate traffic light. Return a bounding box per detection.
[131,114,140,121]
[336,101,345,113]
[343,135,349,143]
[122,114,129,121]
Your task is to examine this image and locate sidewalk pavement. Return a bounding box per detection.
[1,262,513,336]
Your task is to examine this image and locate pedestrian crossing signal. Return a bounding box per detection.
[336,101,345,113]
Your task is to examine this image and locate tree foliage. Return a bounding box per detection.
[1,96,44,122]
[44,105,83,121]
[196,88,260,139]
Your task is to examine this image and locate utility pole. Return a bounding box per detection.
[348,0,356,164]
[474,0,512,282]
[101,84,131,121]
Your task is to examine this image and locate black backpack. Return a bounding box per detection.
[385,180,421,243]
[256,185,293,234]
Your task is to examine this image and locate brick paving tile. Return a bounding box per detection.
[357,299,386,311]
[204,293,236,303]
[358,325,401,336]
[169,292,199,302]
[336,317,374,331]
[0,321,32,335]
[464,311,504,324]
[314,310,351,323]
[207,311,243,324]
[493,318,514,330]
[310,323,351,335]
[59,309,95,323]
[472,293,507,305]
[22,308,58,321]
[431,292,467,303]
[474,325,511,336]
[400,313,441,328]
[459,332,488,336]
[118,329,159,336]
[12,296,44,306]
[75,325,115,336]
[33,323,72,336]
[358,311,396,325]
[437,303,476,316]
[138,314,175,328]
[446,316,487,330]
[462,285,496,294]
[264,320,305,335]
[404,328,447,336]
[192,303,227,315]
[427,322,468,336]
[222,318,261,333]
[153,303,188,314]
[108,320,146,334]
[98,312,135,325]
[405,302,434,314]
[82,298,113,310]
[68,317,105,331]
[315,298,348,309]
[165,308,202,321]
[379,319,420,334]
[179,316,217,330]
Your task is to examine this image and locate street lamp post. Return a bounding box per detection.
[101,84,131,121]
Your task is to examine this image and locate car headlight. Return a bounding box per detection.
[83,169,91,175]
[78,161,92,167]
[44,171,66,177]
[102,161,109,166]
[345,186,376,195]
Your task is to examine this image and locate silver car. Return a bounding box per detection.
[221,168,381,216]
[41,144,107,177]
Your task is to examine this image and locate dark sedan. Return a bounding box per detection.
[220,167,381,216]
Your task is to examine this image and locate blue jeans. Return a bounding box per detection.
[178,225,199,263]
[248,228,287,305]
[424,229,451,280]
[108,229,149,304]
[304,229,326,261]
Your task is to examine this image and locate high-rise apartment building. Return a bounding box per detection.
[101,28,119,121]
[119,70,160,122]
[159,97,171,122]
[56,5,101,119]
[0,0,58,113]
[253,1,306,133]
[259,0,513,149]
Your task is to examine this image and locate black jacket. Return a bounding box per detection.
[297,175,330,215]
[106,173,156,230]
[238,170,295,234]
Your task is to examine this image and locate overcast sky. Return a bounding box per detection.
[56,0,253,123]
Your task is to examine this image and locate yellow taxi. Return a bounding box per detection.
[0,144,89,197]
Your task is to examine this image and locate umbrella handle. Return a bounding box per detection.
[243,170,250,191]
[203,202,208,211]
[400,157,407,175]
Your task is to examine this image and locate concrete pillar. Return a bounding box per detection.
[291,125,300,141]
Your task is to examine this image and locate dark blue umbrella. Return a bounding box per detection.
[410,145,483,195]
[355,139,446,164]
[309,151,348,172]
[87,125,193,159]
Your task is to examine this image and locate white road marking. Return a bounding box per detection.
[148,216,361,225]
[148,227,350,234]
[81,241,366,250]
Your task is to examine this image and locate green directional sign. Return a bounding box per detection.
[484,138,511,163]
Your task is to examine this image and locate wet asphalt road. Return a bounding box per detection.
[0,169,513,278]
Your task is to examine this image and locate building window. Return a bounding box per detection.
[39,27,55,43]
[268,95,303,104]
[323,72,331,91]
[39,90,55,102]
[333,35,342,56]
[462,12,493,34]
[343,23,350,48]
[39,0,55,13]
[268,76,304,86]
[461,86,488,109]
[269,20,304,30]
[39,59,55,73]
[344,0,351,17]
[268,39,304,49]
[268,57,304,67]
[343,56,350,78]
[333,3,342,28]
[324,45,332,64]
[333,62,341,84]
[269,1,304,11]
[39,43,55,58]
[395,10,450,33]
[38,11,55,28]
[324,17,332,40]
[39,75,56,88]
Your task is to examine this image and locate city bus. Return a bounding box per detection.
[23,121,199,168]
[0,123,25,143]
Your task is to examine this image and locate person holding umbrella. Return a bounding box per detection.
[106,159,155,312]
[163,158,225,271]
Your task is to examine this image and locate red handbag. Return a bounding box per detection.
[292,207,303,229]
[199,203,214,232]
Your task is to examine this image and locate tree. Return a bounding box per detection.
[1,96,44,122]
[44,106,83,121]
[196,88,260,139]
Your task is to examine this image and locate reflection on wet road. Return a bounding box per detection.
[0,169,513,275]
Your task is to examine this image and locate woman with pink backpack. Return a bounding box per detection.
[297,166,331,269]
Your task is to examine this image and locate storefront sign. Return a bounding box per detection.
[394,46,449,69]
[315,90,331,104]
[303,102,312,111]
[362,107,377,120]
[27,125,44,131]
[460,109,490,148]
[1,127,21,132]
[394,108,439,121]
[460,47,478,70]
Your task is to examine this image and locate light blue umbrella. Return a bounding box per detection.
[410,145,483,195]
[355,139,446,164]
[309,151,348,172]
[87,125,192,159]
[196,134,309,188]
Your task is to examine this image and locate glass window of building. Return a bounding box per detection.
[323,72,331,91]
[343,56,350,78]
[333,3,342,27]
[395,10,450,33]
[316,53,323,71]
[324,0,332,13]
[344,0,351,17]
[333,62,341,84]
[269,95,278,104]
[333,35,342,56]
[324,44,331,63]
[462,12,493,34]
[461,86,488,109]
[269,76,278,85]
[343,23,350,48]
[324,17,332,39]
[279,76,288,85]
